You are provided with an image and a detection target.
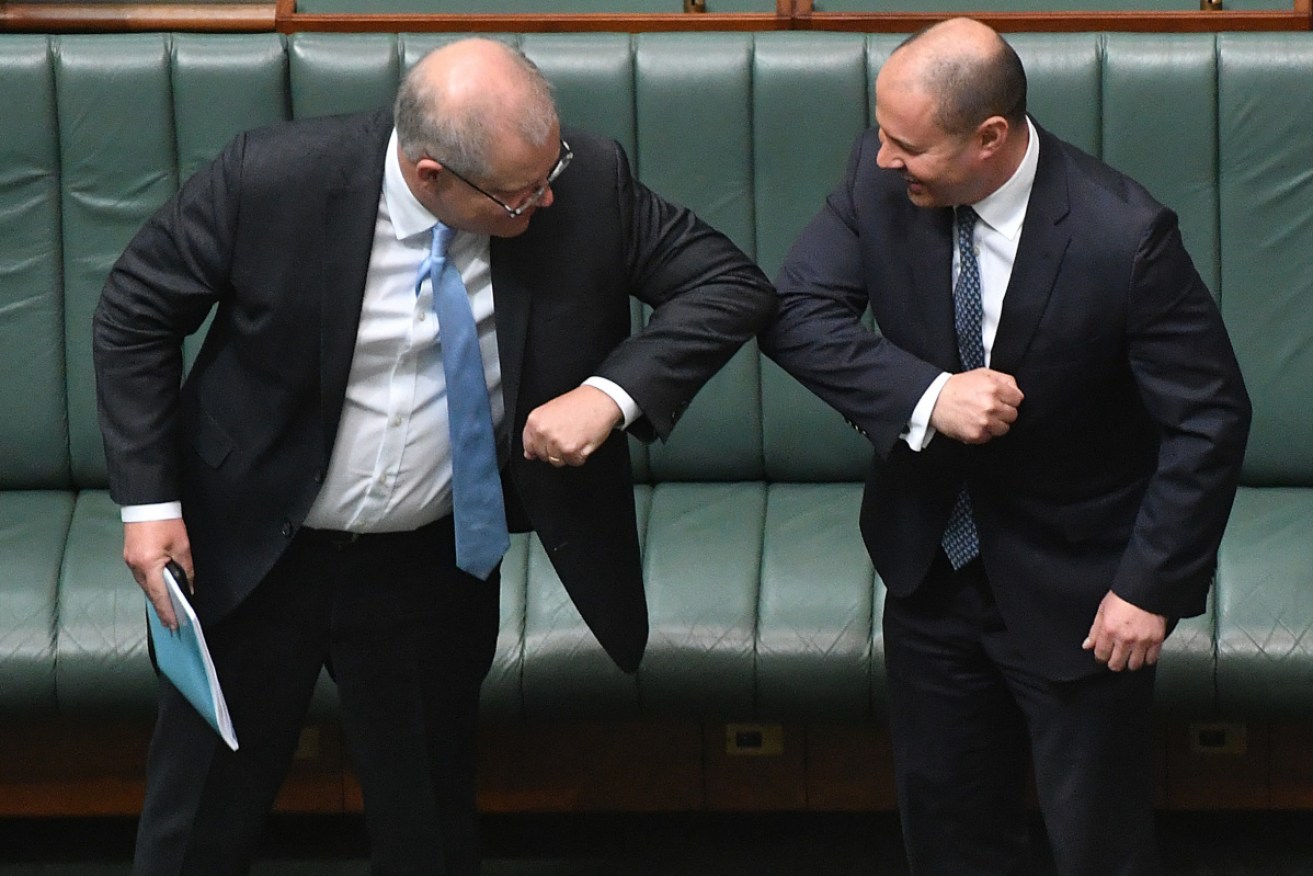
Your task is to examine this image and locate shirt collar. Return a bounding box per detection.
[383,127,441,242]
[969,116,1039,242]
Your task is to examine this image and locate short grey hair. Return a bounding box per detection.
[394,42,558,180]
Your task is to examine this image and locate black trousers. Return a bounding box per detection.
[882,552,1160,876]
[131,516,500,876]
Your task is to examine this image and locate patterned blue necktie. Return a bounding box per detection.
[416,222,509,580]
[941,205,983,570]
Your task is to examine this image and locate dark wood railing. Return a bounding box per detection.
[1,2,275,32]
[1,0,1309,36]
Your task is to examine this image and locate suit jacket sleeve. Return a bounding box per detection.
[1114,209,1251,616]
[758,132,946,459]
[589,141,777,442]
[93,133,244,506]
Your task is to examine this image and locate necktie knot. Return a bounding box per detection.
[416,223,459,299]
[432,221,457,261]
[955,205,978,247]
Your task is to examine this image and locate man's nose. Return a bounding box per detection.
[876,141,900,169]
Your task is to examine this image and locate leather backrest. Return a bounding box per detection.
[3,31,1310,493]
[0,36,68,490]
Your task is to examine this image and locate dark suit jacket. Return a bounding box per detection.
[93,110,775,673]
[761,122,1251,679]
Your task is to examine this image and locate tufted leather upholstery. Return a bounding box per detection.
[1,31,1310,726]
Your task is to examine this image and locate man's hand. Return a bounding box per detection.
[522,385,623,468]
[929,368,1024,444]
[1082,591,1167,672]
[124,518,194,630]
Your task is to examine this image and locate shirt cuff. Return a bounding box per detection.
[902,372,952,452]
[121,501,183,523]
[583,376,641,430]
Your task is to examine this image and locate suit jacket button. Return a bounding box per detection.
[281,520,294,538]
[313,470,324,484]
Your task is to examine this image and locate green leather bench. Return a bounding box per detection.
[2,31,1311,765]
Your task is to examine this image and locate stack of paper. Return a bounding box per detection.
[145,563,239,751]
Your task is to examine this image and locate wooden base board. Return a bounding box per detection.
[0,718,1306,817]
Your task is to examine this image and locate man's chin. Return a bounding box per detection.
[490,213,535,238]
[905,187,934,208]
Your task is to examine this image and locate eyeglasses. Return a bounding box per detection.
[438,139,572,218]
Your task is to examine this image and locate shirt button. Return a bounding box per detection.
[418,312,427,322]
[392,415,403,427]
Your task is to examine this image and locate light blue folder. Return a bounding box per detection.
[146,564,239,751]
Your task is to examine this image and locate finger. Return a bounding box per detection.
[987,378,1024,407]
[1145,642,1163,667]
[1126,646,1145,672]
[565,445,595,466]
[1106,641,1130,672]
[178,554,197,593]
[143,574,179,631]
[1089,627,1115,664]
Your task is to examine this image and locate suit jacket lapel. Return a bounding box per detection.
[489,235,533,447]
[319,113,392,458]
[907,205,959,372]
[990,126,1072,374]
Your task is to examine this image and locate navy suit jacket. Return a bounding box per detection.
[761,122,1251,678]
[94,110,775,673]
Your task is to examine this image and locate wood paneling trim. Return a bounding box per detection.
[1,0,1306,34]
[792,9,1309,32]
[0,2,276,32]
[273,11,790,33]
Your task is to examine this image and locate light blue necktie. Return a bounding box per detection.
[417,222,509,580]
[941,205,983,570]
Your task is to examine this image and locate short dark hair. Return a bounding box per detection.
[898,28,1028,136]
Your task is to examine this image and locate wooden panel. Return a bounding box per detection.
[0,719,151,816]
[0,3,275,32]
[793,9,1309,30]
[0,0,1306,32]
[805,724,897,810]
[0,718,346,817]
[704,722,808,810]
[1162,721,1269,809]
[1270,724,1313,809]
[475,721,704,812]
[17,719,1313,816]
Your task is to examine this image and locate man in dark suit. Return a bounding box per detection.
[760,18,1250,876]
[93,38,774,875]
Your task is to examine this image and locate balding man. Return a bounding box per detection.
[94,38,774,875]
[761,18,1249,875]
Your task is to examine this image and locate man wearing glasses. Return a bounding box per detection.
[93,38,775,876]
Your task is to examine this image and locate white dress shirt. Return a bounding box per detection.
[122,130,639,530]
[902,117,1040,452]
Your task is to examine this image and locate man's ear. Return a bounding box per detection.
[415,156,444,184]
[977,116,1010,158]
